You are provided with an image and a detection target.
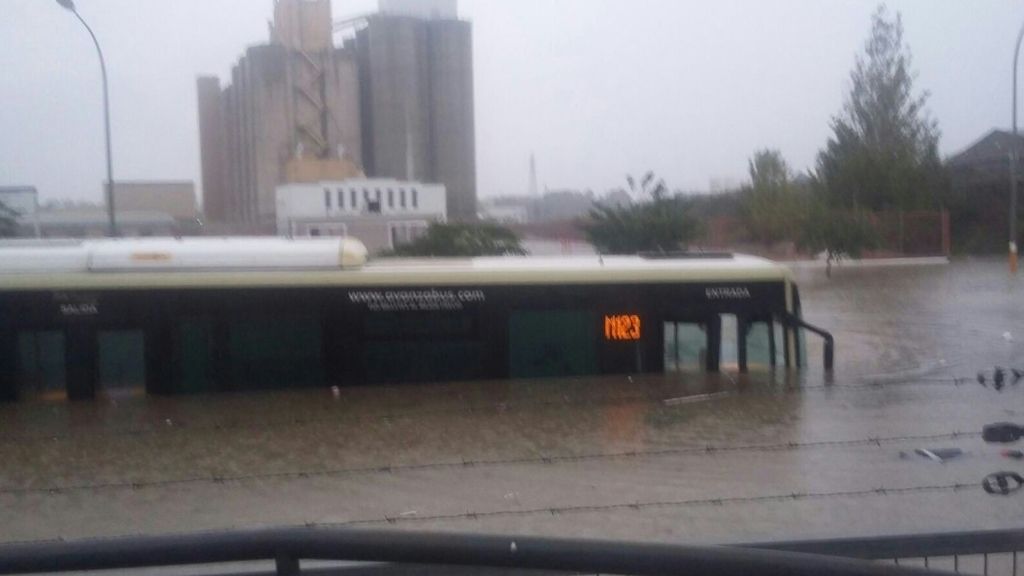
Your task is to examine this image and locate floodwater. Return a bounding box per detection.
[1,258,1022,546]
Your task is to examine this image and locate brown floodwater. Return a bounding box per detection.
[1,258,1022,545]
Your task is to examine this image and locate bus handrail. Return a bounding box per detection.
[784,313,835,372]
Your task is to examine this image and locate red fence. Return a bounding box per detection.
[699,210,950,258]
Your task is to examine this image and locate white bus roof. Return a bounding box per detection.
[0,239,791,291]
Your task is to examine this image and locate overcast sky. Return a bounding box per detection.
[2,0,1023,204]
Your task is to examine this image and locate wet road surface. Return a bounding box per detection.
[1,258,1022,545]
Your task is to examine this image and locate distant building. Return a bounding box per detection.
[198,0,477,231]
[478,203,529,224]
[351,0,477,221]
[4,181,199,239]
[0,186,40,237]
[197,0,364,230]
[946,129,1024,251]
[30,210,179,238]
[112,181,200,232]
[479,190,605,225]
[275,178,446,253]
[531,190,597,222]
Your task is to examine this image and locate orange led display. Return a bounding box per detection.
[604,314,641,341]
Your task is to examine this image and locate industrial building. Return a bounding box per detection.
[351,0,477,221]
[198,0,476,232]
[275,178,446,253]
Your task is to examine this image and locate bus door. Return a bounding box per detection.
[664,314,786,374]
[663,318,711,373]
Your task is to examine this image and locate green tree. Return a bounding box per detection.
[0,201,18,238]
[797,197,879,277]
[582,172,700,254]
[817,6,943,211]
[741,149,806,244]
[381,222,527,257]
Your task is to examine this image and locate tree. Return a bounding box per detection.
[797,196,879,277]
[740,149,807,244]
[381,222,527,257]
[817,6,943,211]
[0,201,18,238]
[581,172,700,254]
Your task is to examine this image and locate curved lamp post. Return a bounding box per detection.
[56,0,118,237]
[1010,23,1024,273]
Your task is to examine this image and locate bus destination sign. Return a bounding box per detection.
[604,314,641,341]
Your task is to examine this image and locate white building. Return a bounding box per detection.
[275,179,446,253]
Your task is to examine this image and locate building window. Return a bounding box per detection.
[351,189,357,209]
[387,188,394,208]
[337,189,345,210]
[323,188,331,210]
[400,189,407,209]
[303,223,347,237]
[389,221,429,248]
[411,188,418,208]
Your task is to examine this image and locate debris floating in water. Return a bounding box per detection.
[900,448,964,463]
[664,391,733,406]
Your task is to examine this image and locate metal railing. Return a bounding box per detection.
[785,313,835,371]
[747,528,1024,576]
[0,526,938,576]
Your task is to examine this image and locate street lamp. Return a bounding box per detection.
[57,0,118,237]
[1010,22,1024,274]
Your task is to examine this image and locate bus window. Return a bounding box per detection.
[178,318,216,394]
[509,310,597,379]
[719,314,739,371]
[16,331,67,401]
[98,330,146,399]
[663,321,707,372]
[745,319,774,370]
[228,316,324,389]
[774,320,786,367]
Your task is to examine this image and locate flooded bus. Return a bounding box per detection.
[0,238,832,401]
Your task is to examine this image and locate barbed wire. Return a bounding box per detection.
[0,431,978,497]
[332,481,983,527]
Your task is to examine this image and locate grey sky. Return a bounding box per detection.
[2,0,1022,205]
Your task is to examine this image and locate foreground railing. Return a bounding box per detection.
[745,528,1024,576]
[0,527,938,576]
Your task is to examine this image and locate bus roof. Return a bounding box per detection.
[0,253,791,291]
